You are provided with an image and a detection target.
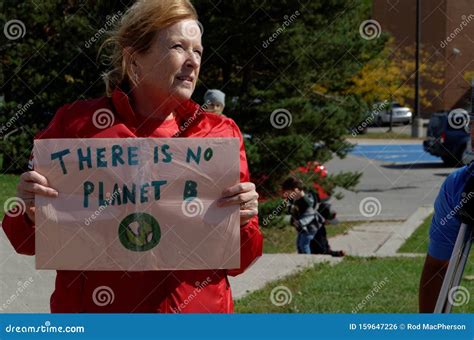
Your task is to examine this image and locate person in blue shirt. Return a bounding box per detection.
[419,163,474,312]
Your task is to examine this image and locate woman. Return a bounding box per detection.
[2,0,262,313]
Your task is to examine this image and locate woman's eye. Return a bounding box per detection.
[194,50,203,57]
[172,44,184,50]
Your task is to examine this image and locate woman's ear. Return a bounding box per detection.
[123,47,139,86]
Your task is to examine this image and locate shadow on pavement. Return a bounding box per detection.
[381,162,450,170]
[356,185,418,193]
[434,173,453,178]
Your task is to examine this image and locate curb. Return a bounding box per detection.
[375,206,433,256]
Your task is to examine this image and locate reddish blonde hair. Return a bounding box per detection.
[101,0,198,96]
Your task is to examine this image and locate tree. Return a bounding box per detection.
[193,0,384,195]
[0,0,133,172]
[347,38,445,109]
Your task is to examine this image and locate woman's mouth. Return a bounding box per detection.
[176,75,194,86]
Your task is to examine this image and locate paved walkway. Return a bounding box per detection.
[329,206,433,257]
[0,228,55,313]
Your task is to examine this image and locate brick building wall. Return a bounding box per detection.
[372,0,474,117]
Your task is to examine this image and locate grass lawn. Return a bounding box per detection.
[398,213,432,254]
[235,256,474,313]
[262,221,358,254]
[0,174,20,220]
[237,213,474,313]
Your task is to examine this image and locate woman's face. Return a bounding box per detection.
[133,19,203,104]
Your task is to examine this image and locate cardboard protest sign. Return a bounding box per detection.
[33,138,241,271]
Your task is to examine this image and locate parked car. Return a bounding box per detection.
[373,102,413,126]
[423,112,472,166]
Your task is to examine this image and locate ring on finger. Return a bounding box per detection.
[240,201,250,209]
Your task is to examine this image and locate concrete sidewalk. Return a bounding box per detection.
[0,228,55,313]
[329,206,433,257]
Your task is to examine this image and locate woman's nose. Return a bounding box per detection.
[185,51,200,69]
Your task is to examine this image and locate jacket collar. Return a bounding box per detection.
[110,87,204,135]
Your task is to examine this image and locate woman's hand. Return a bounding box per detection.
[16,171,58,224]
[217,182,259,226]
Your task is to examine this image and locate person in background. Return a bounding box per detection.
[281,176,344,256]
[203,89,225,115]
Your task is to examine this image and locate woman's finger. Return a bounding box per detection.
[240,209,258,226]
[22,182,58,197]
[217,191,258,207]
[240,198,258,209]
[18,172,58,198]
[221,182,256,197]
[20,171,49,186]
[240,209,258,218]
[16,187,35,200]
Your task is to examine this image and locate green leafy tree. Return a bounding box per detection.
[347,37,445,109]
[193,0,385,195]
[0,0,133,172]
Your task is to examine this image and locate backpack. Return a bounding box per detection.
[288,190,325,233]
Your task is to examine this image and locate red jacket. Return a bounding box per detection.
[1,88,263,313]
